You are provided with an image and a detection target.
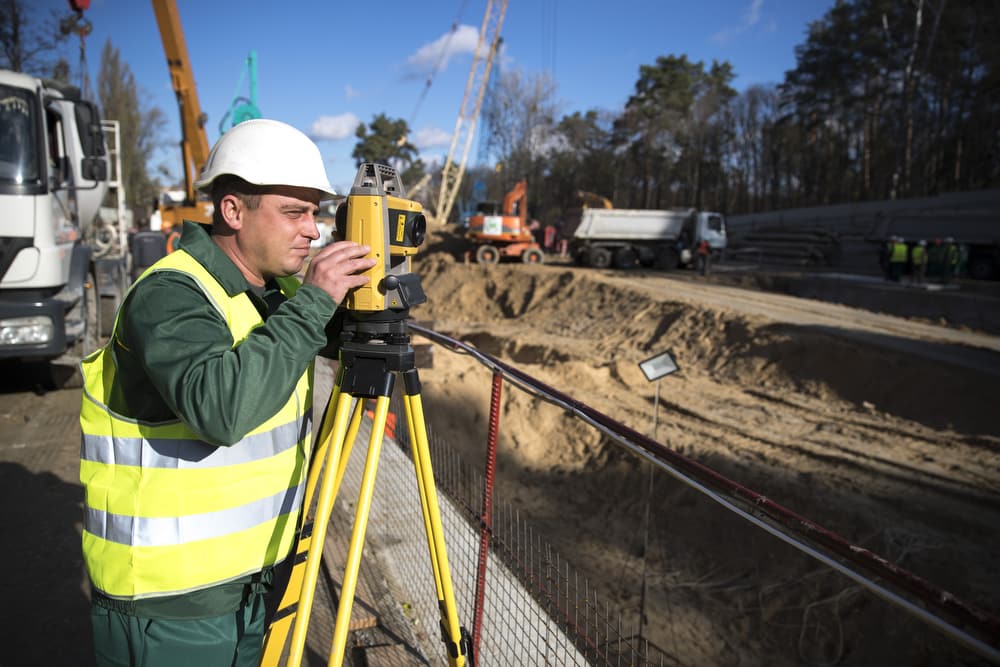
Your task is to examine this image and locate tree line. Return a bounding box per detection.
[4,0,996,228]
[462,0,998,226]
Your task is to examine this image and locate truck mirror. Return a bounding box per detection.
[81,156,107,182]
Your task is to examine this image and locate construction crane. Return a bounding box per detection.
[219,50,262,134]
[434,0,508,226]
[151,0,212,237]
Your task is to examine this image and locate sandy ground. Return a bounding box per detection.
[404,231,1000,666]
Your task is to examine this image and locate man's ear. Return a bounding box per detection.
[218,194,243,230]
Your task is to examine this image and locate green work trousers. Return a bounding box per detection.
[90,592,267,667]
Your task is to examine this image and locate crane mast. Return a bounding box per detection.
[434,0,507,226]
[151,0,212,228]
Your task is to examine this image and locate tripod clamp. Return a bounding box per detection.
[338,311,418,399]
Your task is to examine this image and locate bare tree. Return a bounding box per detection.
[97,39,166,223]
[480,67,560,195]
[0,0,69,76]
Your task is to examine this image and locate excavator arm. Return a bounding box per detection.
[502,180,527,229]
[576,190,613,209]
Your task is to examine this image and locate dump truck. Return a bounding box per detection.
[466,180,544,264]
[571,207,727,270]
[0,68,128,385]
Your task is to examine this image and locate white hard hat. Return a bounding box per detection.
[194,118,336,198]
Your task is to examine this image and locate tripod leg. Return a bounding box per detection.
[404,379,469,666]
[304,393,366,526]
[283,388,357,667]
[302,380,343,524]
[404,394,443,595]
[264,375,355,666]
[327,395,392,666]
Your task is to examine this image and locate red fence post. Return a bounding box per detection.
[471,370,503,658]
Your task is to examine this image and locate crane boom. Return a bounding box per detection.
[151,0,211,227]
[434,0,507,226]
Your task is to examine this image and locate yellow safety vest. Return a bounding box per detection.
[79,249,313,600]
[890,242,908,263]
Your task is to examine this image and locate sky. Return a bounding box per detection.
[40,0,834,196]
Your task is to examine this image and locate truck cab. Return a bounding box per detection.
[0,69,113,378]
[697,211,728,255]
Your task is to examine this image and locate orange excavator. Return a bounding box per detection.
[465,180,544,264]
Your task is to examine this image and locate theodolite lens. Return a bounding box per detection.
[410,213,426,247]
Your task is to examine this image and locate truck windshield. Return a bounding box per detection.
[0,85,40,186]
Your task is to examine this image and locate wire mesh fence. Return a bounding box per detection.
[312,333,997,666]
[323,398,673,665]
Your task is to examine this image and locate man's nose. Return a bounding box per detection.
[303,216,320,239]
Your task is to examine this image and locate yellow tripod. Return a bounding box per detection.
[261,315,471,666]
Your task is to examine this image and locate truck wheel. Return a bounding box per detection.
[613,247,638,270]
[588,247,612,269]
[653,248,679,271]
[476,245,500,264]
[100,294,118,337]
[522,248,544,264]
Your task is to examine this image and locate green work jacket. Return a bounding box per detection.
[85,221,338,619]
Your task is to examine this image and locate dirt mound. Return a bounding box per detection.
[406,245,999,666]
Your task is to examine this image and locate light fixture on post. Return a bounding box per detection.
[636,349,679,643]
[638,349,680,441]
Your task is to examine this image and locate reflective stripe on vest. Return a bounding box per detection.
[80,249,313,600]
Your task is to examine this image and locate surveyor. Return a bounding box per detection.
[79,119,377,666]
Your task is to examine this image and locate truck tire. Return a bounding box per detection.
[522,248,544,264]
[476,245,500,264]
[613,247,638,270]
[653,247,679,271]
[588,247,612,269]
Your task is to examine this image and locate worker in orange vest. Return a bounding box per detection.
[696,239,711,276]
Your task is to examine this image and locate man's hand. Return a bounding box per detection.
[303,241,377,304]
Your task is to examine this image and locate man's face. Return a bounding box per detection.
[236,186,322,281]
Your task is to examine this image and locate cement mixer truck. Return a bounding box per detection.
[0,69,128,386]
[570,207,727,270]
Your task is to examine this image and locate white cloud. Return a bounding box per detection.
[344,85,361,100]
[404,24,480,79]
[412,127,453,150]
[711,0,764,44]
[309,113,361,141]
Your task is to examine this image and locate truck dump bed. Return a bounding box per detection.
[573,208,695,241]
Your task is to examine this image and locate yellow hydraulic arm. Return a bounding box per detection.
[151,0,212,228]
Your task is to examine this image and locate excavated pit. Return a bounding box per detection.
[406,239,999,666]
